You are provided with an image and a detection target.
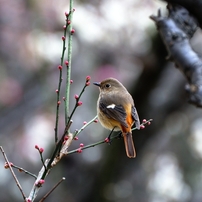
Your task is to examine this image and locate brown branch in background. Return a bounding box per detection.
[0,146,27,201]
[150,4,202,107]
[39,177,65,202]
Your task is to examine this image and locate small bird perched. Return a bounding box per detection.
[93,77,140,158]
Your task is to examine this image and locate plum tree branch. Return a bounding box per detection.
[151,4,202,107]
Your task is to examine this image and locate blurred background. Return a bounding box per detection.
[1,0,202,201]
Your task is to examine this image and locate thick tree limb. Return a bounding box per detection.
[150,4,202,107]
[162,0,202,27]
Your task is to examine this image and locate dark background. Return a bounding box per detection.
[0,0,202,202]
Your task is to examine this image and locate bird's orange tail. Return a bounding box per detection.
[123,132,136,158]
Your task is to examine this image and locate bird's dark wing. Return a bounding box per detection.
[132,106,140,129]
[99,102,128,128]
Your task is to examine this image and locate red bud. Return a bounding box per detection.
[77,101,82,106]
[39,148,44,153]
[58,65,62,70]
[77,148,82,153]
[70,29,75,34]
[80,143,84,147]
[74,94,79,100]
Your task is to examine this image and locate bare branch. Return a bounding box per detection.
[151,4,202,107]
[163,0,202,27]
[27,159,49,201]
[67,119,153,155]
[11,164,37,179]
[39,177,66,202]
[0,146,27,201]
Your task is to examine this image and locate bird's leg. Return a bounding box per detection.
[107,127,116,145]
[117,131,122,139]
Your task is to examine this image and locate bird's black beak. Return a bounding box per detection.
[93,82,101,87]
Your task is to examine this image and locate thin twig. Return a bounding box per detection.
[73,115,98,138]
[39,152,47,173]
[39,177,66,202]
[54,12,72,144]
[67,81,91,128]
[67,139,106,155]
[0,146,27,201]
[12,164,37,179]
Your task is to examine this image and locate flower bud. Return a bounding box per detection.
[39,179,45,185]
[86,75,91,82]
[80,143,84,147]
[104,138,110,143]
[58,65,62,70]
[39,148,44,153]
[74,94,79,100]
[65,60,69,66]
[70,29,75,34]
[77,101,82,106]
[4,162,13,169]
[142,119,147,123]
[35,145,39,150]
[77,148,82,153]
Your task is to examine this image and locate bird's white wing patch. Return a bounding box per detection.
[107,104,116,109]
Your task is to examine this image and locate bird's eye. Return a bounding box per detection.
[105,83,111,88]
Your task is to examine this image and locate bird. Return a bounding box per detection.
[93,77,140,158]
